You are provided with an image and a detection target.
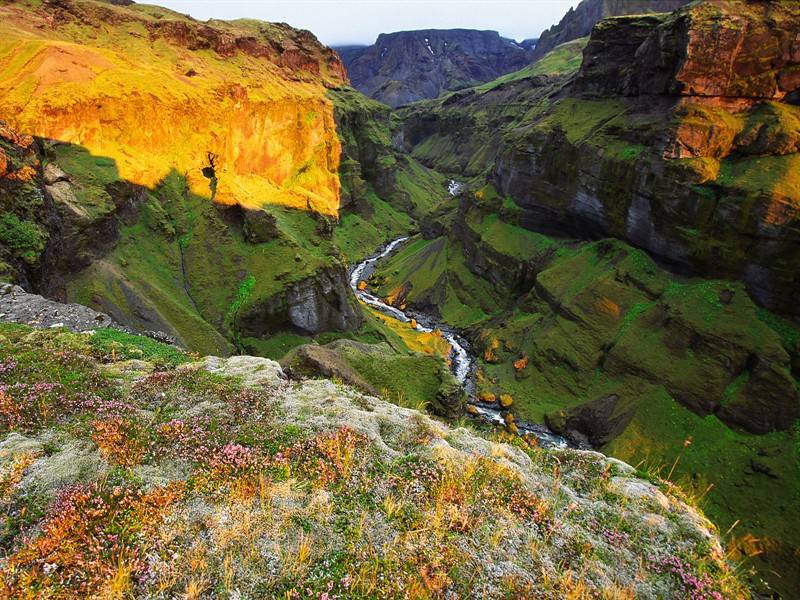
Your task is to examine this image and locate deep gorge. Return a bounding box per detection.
[0,0,797,597]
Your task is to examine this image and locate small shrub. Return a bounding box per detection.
[0,212,45,262]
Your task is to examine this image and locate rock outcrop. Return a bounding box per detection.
[238,265,362,337]
[281,339,466,417]
[0,123,62,293]
[575,1,800,100]
[0,282,180,344]
[492,0,800,315]
[0,282,121,333]
[336,30,535,107]
[531,0,692,62]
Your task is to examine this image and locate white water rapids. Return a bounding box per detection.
[349,210,569,448]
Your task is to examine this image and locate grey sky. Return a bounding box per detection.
[152,0,581,46]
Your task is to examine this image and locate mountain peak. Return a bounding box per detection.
[335,29,534,107]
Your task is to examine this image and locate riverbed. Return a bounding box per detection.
[349,234,569,449]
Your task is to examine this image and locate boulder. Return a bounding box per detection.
[201,355,284,388]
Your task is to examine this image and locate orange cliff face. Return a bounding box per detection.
[0,0,349,216]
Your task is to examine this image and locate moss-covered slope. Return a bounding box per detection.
[370,184,800,596]
[402,0,800,316]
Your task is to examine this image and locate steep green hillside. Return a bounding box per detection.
[398,37,587,179]
[402,1,800,317]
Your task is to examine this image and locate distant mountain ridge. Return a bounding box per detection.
[531,0,693,60]
[335,29,534,107]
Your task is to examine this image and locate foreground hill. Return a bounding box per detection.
[0,320,746,598]
[335,30,534,107]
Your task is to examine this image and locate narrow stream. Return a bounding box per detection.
[349,196,569,448]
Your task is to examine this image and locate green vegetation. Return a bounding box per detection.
[367,188,799,594]
[88,327,191,366]
[241,331,313,360]
[0,212,45,262]
[393,157,453,218]
[475,37,588,92]
[0,321,745,599]
[604,388,799,595]
[370,235,499,328]
[333,189,412,262]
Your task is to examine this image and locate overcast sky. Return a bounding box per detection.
[152,0,581,46]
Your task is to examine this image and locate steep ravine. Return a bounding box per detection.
[350,234,570,449]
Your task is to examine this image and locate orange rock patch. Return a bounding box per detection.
[597,297,621,319]
[513,356,529,371]
[0,2,346,215]
[479,392,496,404]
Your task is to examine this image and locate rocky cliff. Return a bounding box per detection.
[403,0,800,316]
[531,0,692,62]
[336,30,535,107]
[497,0,800,315]
[0,0,346,216]
[0,320,748,598]
[0,0,433,357]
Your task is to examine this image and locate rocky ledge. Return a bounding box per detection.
[0,283,177,345]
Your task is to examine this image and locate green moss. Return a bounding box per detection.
[474,37,588,92]
[466,212,557,260]
[756,308,800,351]
[241,332,311,360]
[49,143,121,187]
[604,388,800,595]
[535,98,630,145]
[393,158,452,218]
[89,328,190,366]
[343,349,445,409]
[48,144,121,220]
[333,189,412,263]
[0,212,46,262]
[716,153,800,197]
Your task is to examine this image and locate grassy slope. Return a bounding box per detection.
[56,142,346,356]
[400,37,587,178]
[604,389,799,591]
[475,38,588,92]
[370,235,500,328]
[0,322,747,599]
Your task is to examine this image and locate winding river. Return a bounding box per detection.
[349,229,569,449]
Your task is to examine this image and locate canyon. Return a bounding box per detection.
[0,0,798,597]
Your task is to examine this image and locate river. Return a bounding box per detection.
[349,227,569,449]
